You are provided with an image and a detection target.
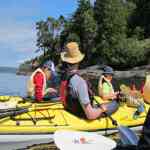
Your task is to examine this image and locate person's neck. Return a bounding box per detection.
[103,76,112,83]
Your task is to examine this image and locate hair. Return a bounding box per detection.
[103,74,113,78]
[61,61,79,72]
[60,62,79,80]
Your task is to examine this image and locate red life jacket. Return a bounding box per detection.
[59,80,68,108]
[140,81,145,94]
[60,74,77,107]
[60,74,93,118]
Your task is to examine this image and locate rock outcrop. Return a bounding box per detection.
[79,65,150,80]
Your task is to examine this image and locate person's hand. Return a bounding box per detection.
[46,88,57,94]
[109,93,117,99]
[114,91,120,98]
[49,88,57,93]
[110,91,119,99]
[100,104,107,112]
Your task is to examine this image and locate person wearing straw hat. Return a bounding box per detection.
[60,42,108,120]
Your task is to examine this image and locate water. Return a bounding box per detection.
[0,72,28,97]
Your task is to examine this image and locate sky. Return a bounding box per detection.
[0,0,81,67]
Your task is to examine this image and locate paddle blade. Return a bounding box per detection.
[54,130,116,150]
[118,126,139,145]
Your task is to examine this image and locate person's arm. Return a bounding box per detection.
[76,77,107,120]
[33,72,44,101]
[82,103,106,120]
[101,92,117,101]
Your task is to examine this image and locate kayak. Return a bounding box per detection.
[54,130,117,150]
[0,95,148,135]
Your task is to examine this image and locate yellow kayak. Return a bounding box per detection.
[0,95,148,135]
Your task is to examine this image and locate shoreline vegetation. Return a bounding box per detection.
[16,64,150,79]
[18,0,150,79]
[14,0,150,93]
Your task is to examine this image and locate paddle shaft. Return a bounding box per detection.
[93,96,118,126]
[103,112,118,126]
[0,108,28,119]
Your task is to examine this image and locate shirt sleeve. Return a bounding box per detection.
[76,78,90,105]
[33,72,44,101]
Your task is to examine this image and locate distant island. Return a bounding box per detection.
[0,66,17,74]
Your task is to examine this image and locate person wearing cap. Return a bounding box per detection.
[60,41,108,120]
[27,60,57,102]
[98,66,119,114]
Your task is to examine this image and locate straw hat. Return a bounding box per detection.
[61,42,85,64]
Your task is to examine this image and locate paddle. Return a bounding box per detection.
[103,112,139,145]
[0,107,28,119]
[0,101,57,125]
[54,130,117,150]
[93,97,139,145]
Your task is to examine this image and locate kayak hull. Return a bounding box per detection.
[0,96,148,134]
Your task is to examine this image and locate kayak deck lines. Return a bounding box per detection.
[0,96,147,134]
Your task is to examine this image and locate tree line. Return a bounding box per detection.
[34,0,150,69]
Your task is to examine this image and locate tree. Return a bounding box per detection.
[60,0,97,65]
[94,0,128,66]
[60,20,80,48]
[94,0,147,68]
[131,0,150,37]
[72,0,97,65]
[36,16,65,64]
[36,20,51,56]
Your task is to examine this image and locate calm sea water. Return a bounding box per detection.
[0,72,28,97]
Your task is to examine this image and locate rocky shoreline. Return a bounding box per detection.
[17,64,150,79]
[79,65,150,80]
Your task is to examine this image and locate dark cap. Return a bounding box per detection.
[42,60,58,77]
[103,66,114,75]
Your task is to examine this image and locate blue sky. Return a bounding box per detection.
[0,0,80,67]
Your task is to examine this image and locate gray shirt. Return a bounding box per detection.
[69,74,90,105]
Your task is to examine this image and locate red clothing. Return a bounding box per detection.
[140,81,145,94]
[33,72,44,101]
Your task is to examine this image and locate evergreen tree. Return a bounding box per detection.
[133,0,150,37]
[94,0,128,66]
[69,0,97,65]
[60,20,80,48]
[94,0,147,68]
[36,16,65,64]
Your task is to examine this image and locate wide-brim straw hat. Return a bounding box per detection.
[61,42,85,64]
